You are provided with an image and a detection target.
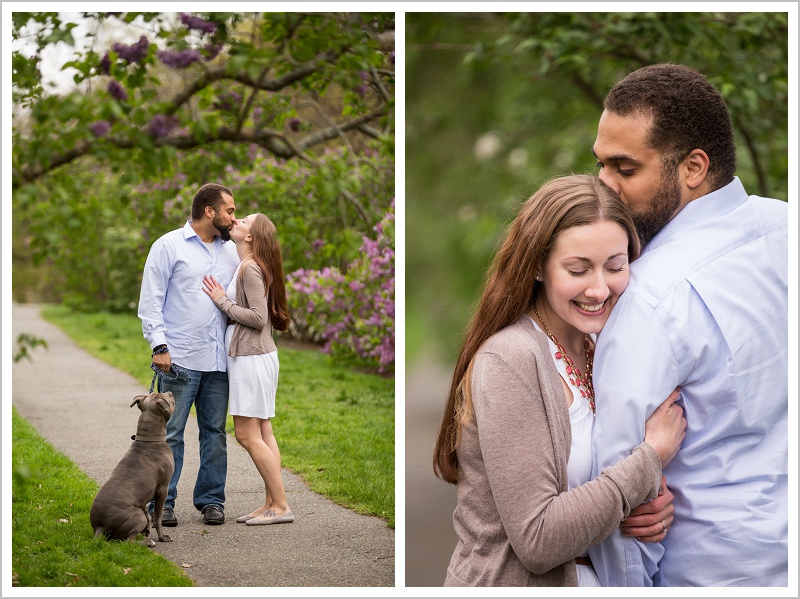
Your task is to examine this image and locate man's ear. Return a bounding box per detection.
[682,149,710,190]
[204,204,215,219]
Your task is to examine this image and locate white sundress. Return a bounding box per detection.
[224,264,279,419]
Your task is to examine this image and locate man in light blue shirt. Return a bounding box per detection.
[138,183,240,527]
[589,64,788,586]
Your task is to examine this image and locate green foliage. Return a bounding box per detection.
[406,12,789,364]
[478,12,788,200]
[13,334,49,363]
[12,11,394,187]
[11,407,194,587]
[39,305,395,526]
[14,142,393,316]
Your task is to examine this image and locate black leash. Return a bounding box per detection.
[149,362,190,393]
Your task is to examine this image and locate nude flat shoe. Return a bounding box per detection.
[236,509,269,523]
[245,509,295,526]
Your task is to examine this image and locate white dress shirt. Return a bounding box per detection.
[588,178,788,586]
[138,221,240,372]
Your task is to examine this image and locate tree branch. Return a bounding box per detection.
[165,50,342,116]
[296,108,388,151]
[13,107,388,188]
[734,117,768,197]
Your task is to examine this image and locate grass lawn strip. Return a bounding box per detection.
[11,407,193,587]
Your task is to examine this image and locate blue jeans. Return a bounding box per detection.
[157,367,229,512]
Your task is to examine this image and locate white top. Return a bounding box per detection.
[529,318,594,491]
[226,264,240,303]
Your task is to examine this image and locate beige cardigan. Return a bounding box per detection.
[212,261,277,357]
[444,315,661,587]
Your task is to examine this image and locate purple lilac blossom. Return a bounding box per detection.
[107,79,128,101]
[147,114,180,138]
[99,52,111,75]
[203,43,222,61]
[180,13,217,35]
[157,49,202,69]
[213,92,242,112]
[287,117,301,132]
[112,36,149,64]
[89,121,111,138]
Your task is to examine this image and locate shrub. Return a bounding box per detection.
[287,201,394,374]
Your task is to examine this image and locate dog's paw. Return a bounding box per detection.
[158,534,173,543]
[145,539,156,548]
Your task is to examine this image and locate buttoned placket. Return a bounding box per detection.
[197,236,226,371]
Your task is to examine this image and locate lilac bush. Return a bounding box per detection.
[286,201,395,374]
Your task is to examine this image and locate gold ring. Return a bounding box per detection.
[660,520,667,534]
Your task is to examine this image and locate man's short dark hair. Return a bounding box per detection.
[603,63,736,192]
[191,183,233,219]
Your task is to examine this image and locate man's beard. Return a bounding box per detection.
[212,214,232,241]
[631,168,682,247]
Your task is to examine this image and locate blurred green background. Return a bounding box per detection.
[404,11,789,586]
[406,11,788,366]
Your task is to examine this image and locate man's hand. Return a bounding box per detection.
[621,475,673,543]
[153,350,172,373]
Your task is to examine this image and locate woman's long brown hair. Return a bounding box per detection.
[239,213,291,332]
[432,175,640,484]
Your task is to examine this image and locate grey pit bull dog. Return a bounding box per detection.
[90,392,175,547]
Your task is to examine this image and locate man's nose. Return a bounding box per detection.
[598,169,620,195]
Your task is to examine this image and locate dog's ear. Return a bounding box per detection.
[155,394,175,418]
[130,395,147,410]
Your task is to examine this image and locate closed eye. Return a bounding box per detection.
[596,160,634,177]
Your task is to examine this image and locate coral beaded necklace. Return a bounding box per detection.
[531,303,596,415]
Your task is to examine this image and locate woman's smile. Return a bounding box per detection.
[574,299,608,315]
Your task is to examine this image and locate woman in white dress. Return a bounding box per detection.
[202,213,294,526]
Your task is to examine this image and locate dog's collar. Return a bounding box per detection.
[131,434,167,442]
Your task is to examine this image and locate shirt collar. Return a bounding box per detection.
[644,177,748,254]
[183,220,227,244]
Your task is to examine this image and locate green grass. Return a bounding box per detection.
[11,406,194,587]
[38,305,395,526]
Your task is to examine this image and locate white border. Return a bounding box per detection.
[3,3,798,597]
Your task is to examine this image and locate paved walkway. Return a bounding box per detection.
[404,354,458,586]
[11,303,394,588]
